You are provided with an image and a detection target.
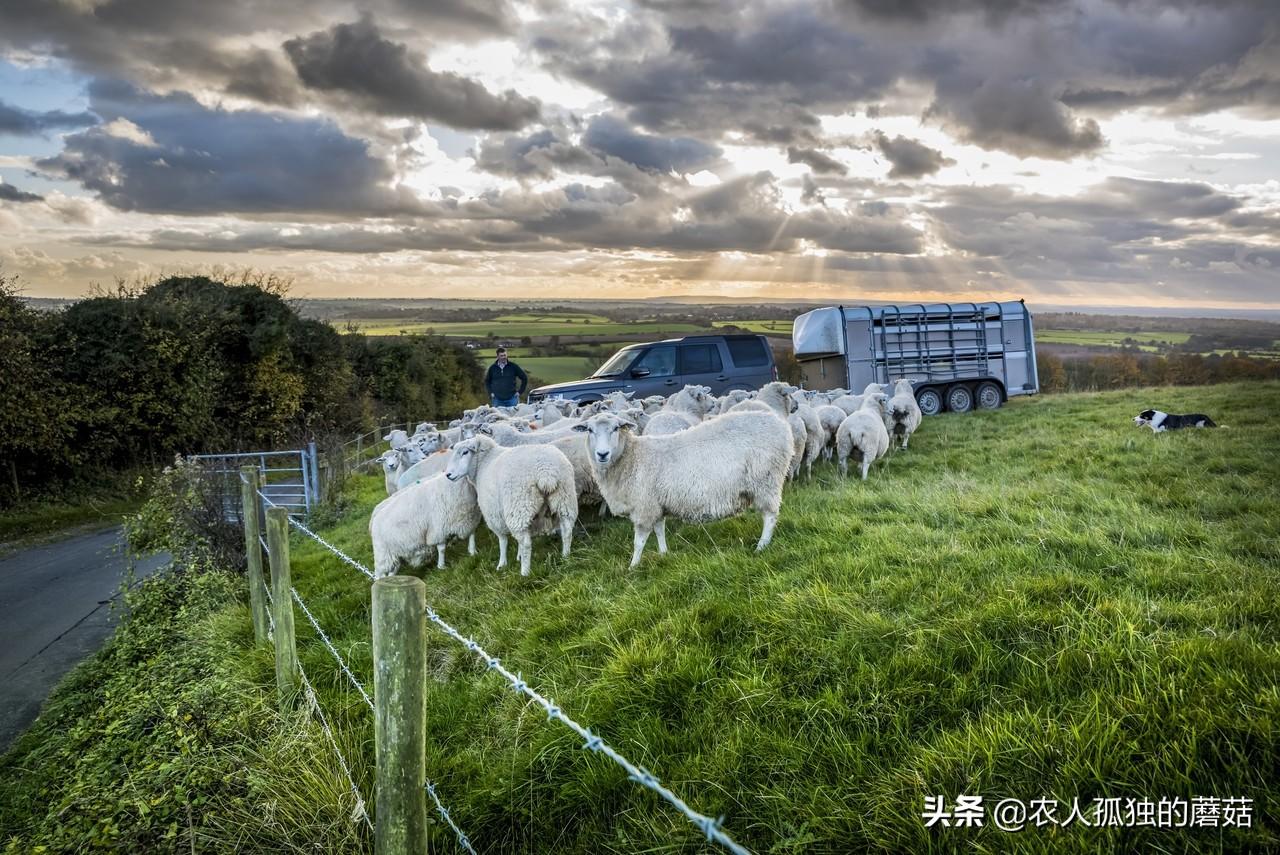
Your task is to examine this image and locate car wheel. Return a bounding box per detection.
[976,381,1003,410]
[916,387,943,416]
[947,384,973,413]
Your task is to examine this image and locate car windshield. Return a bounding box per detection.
[592,347,642,377]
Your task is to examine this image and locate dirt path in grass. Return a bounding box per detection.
[0,528,170,753]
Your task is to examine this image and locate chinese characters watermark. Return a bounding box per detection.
[922,795,1253,831]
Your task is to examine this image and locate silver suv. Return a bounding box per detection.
[528,334,777,403]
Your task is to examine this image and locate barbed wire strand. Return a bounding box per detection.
[288,517,377,581]
[425,607,752,855]
[426,782,478,855]
[290,586,374,712]
[256,487,376,581]
[297,657,374,832]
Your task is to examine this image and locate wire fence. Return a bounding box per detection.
[260,576,372,831]
[257,522,473,852]
[341,420,434,474]
[256,485,754,855]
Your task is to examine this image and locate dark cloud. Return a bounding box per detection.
[36,81,429,217]
[472,128,590,179]
[872,132,954,178]
[0,99,98,136]
[843,0,1063,23]
[0,0,517,123]
[800,173,826,205]
[536,8,898,140]
[581,115,720,173]
[928,78,1105,159]
[283,16,539,130]
[787,147,847,175]
[0,182,44,203]
[930,178,1246,269]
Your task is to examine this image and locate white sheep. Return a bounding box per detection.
[729,382,805,477]
[832,394,862,415]
[395,450,452,490]
[814,403,848,460]
[789,389,825,479]
[642,411,700,436]
[641,395,666,414]
[664,385,714,419]
[445,436,578,576]
[574,410,792,567]
[369,473,481,576]
[884,379,923,450]
[379,447,415,495]
[715,389,751,413]
[836,393,890,480]
[475,421,603,511]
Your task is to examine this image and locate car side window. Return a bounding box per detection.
[680,343,722,374]
[634,345,677,377]
[726,337,769,367]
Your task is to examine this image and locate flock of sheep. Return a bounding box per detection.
[369,379,923,576]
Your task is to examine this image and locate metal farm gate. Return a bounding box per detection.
[192,444,320,520]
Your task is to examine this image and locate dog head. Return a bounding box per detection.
[1133,409,1162,427]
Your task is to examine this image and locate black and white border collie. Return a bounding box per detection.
[1133,409,1218,432]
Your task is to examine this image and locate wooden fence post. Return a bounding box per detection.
[265,507,299,710]
[372,576,428,855]
[239,466,269,644]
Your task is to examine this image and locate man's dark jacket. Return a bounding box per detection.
[485,361,528,400]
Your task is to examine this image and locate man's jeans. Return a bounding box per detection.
[491,394,519,407]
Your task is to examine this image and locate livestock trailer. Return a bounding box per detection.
[791,300,1039,415]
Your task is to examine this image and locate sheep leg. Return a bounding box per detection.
[496,532,508,569]
[756,511,778,552]
[629,525,652,568]
[436,544,446,570]
[559,515,574,558]
[517,530,533,577]
[654,517,668,555]
[467,532,477,555]
[838,455,848,477]
[860,458,871,481]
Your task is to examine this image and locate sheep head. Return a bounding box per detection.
[445,436,495,481]
[573,413,636,468]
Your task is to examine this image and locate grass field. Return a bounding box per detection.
[3,382,1278,853]
[470,348,599,386]
[713,319,794,334]
[343,314,707,338]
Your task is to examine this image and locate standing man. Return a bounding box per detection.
[485,347,528,407]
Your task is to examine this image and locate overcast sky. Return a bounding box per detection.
[1,0,1278,308]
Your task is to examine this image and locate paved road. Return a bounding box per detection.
[0,528,170,753]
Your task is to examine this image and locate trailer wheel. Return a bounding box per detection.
[916,387,943,416]
[946,384,973,413]
[976,381,1003,410]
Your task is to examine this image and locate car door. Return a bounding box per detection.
[678,341,728,394]
[626,345,680,396]
[723,336,774,390]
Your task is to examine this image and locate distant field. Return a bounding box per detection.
[1036,329,1192,351]
[517,357,595,385]
[467,348,599,386]
[341,313,706,338]
[713,319,793,334]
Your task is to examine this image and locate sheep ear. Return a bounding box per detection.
[572,423,590,432]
